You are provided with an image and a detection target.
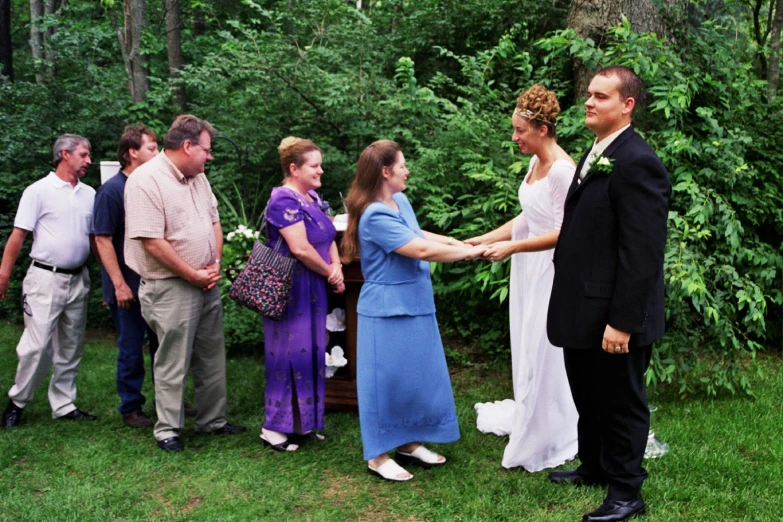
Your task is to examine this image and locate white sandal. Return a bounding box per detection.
[395,445,446,468]
[367,459,413,482]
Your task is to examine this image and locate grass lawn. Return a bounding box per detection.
[0,320,781,521]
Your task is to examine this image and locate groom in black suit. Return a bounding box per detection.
[546,66,670,522]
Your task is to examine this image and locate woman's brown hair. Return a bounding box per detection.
[340,140,401,263]
[278,136,320,179]
[515,84,560,138]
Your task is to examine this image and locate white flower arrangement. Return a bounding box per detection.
[223,224,261,281]
[326,308,346,332]
[325,346,347,378]
[226,224,260,242]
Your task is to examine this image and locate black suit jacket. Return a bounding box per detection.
[547,126,671,349]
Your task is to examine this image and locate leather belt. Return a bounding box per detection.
[32,261,84,275]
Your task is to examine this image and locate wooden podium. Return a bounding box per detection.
[324,251,362,411]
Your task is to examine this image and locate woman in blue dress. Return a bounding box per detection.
[342,140,487,481]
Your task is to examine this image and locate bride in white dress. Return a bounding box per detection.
[468,85,579,472]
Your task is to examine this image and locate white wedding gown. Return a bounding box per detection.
[475,156,579,472]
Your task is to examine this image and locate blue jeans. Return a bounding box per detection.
[109,302,158,416]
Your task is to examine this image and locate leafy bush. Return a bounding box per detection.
[2,0,779,396]
[535,20,783,395]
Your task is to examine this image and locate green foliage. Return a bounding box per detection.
[2,0,781,396]
[538,19,783,396]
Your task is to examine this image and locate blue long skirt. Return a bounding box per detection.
[357,313,460,460]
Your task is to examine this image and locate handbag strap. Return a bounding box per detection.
[256,192,307,256]
[256,205,286,256]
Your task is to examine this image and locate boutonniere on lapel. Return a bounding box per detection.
[589,155,614,176]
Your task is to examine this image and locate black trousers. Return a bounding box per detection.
[563,344,652,500]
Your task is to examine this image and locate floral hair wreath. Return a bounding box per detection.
[514,108,556,126]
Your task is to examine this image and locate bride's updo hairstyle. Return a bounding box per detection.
[515,84,560,139]
[278,136,320,179]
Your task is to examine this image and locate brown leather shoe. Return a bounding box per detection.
[123,410,153,428]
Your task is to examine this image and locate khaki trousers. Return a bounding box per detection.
[7,263,90,417]
[139,277,227,441]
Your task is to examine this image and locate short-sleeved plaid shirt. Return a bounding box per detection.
[124,152,219,280]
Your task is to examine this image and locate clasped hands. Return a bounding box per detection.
[464,237,516,262]
[328,262,345,294]
[191,262,222,291]
[444,236,487,260]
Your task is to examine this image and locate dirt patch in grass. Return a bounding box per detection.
[356,508,422,522]
[321,470,363,508]
[147,491,176,520]
[182,495,204,514]
[321,470,424,521]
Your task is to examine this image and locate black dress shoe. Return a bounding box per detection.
[57,408,97,421]
[157,436,184,452]
[2,401,23,428]
[583,497,645,522]
[549,469,607,486]
[211,422,247,435]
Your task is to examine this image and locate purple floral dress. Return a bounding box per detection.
[262,186,335,433]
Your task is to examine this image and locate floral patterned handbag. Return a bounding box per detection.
[228,210,299,320]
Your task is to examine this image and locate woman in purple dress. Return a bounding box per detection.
[261,137,345,452]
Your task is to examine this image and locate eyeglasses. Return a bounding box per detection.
[190,142,213,155]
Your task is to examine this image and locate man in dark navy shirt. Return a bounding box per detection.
[93,124,160,428]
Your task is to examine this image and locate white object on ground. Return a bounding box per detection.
[474,399,515,436]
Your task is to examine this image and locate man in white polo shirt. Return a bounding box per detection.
[0,134,98,428]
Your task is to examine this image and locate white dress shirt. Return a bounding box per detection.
[578,124,631,181]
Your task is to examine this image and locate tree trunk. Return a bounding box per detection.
[30,0,44,83]
[752,0,769,81]
[769,0,783,100]
[567,0,685,99]
[124,0,149,103]
[165,0,186,110]
[44,0,55,39]
[0,0,12,80]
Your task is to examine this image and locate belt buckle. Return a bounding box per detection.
[51,265,59,273]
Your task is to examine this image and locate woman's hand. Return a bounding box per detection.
[464,244,488,260]
[328,263,344,286]
[332,281,345,294]
[464,235,487,246]
[483,241,517,262]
